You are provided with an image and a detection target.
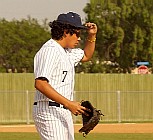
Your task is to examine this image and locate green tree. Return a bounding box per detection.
[0,17,50,72]
[80,0,153,73]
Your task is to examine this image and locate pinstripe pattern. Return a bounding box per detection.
[33,102,74,140]
[33,39,84,140]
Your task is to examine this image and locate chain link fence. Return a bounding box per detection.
[0,90,153,124]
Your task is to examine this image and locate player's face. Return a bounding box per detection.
[66,30,81,48]
[73,30,81,38]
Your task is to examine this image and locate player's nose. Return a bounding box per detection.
[77,37,81,41]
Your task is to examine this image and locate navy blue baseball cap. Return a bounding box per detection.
[56,12,87,29]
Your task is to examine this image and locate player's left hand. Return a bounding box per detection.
[85,22,97,35]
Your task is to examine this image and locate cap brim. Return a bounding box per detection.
[56,20,87,29]
[77,25,88,30]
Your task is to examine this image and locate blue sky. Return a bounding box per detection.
[0,0,88,23]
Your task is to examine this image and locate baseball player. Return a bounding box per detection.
[33,11,97,140]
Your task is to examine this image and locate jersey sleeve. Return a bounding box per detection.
[69,48,84,66]
[34,47,59,81]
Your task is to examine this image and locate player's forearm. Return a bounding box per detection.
[82,34,96,62]
[35,79,71,106]
[82,22,97,62]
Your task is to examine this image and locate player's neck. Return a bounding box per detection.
[54,39,67,49]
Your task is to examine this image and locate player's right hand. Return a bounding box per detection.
[65,101,88,116]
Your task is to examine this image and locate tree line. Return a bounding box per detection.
[0,17,50,72]
[0,0,153,73]
[80,0,153,73]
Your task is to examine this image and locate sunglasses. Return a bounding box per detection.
[73,30,81,38]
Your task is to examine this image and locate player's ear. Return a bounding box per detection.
[63,30,69,37]
[63,30,68,38]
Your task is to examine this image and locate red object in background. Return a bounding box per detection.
[138,65,149,74]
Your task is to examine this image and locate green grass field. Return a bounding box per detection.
[0,133,153,140]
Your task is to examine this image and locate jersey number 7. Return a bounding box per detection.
[62,71,68,82]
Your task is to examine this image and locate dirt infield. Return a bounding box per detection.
[0,123,153,133]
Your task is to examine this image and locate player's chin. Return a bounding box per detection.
[70,44,78,49]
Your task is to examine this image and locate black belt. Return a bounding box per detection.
[33,101,67,109]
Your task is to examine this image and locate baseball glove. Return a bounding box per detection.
[79,100,104,137]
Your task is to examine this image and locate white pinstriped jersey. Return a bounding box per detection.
[34,39,84,102]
